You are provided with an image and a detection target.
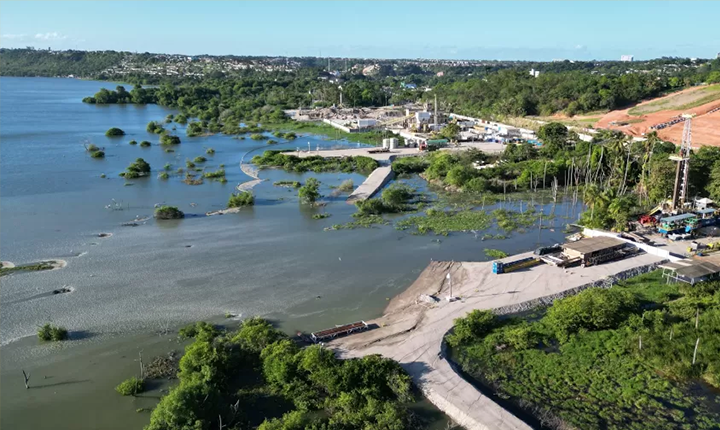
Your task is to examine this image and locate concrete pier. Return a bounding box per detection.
[346,166,394,204]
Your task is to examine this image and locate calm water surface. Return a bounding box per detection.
[0,77,578,429]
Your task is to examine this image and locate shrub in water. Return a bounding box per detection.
[115,377,144,396]
[105,127,125,137]
[228,191,254,207]
[140,141,151,147]
[154,206,184,220]
[206,147,215,155]
[193,156,207,163]
[37,323,69,341]
[160,134,181,145]
[120,158,151,178]
[129,140,138,145]
[90,150,105,158]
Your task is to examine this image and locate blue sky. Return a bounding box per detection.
[2,1,719,60]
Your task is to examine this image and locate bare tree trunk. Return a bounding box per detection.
[22,370,30,389]
[696,308,700,330]
[693,338,700,365]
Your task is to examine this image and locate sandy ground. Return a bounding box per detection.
[329,252,664,430]
[595,86,720,146]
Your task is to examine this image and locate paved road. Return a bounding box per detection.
[282,142,506,162]
[330,252,663,430]
[346,166,394,203]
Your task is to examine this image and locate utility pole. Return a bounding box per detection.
[446,272,452,300]
[434,94,438,129]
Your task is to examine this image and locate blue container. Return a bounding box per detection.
[492,261,503,274]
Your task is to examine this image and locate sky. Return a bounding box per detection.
[1,1,719,61]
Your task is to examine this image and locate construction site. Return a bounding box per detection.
[596,83,720,147]
[286,97,537,150]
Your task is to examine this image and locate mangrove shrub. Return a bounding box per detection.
[115,377,144,396]
[228,191,254,207]
[105,127,125,137]
[154,206,184,220]
[37,323,68,342]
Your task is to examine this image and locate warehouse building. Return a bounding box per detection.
[561,236,631,267]
[660,259,720,285]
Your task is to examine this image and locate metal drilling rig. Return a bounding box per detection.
[670,114,695,212]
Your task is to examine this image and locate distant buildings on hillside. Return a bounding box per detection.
[621,55,634,62]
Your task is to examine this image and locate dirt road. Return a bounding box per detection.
[330,253,664,430]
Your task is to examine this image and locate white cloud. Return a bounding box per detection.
[575,44,585,50]
[1,33,27,40]
[34,32,68,41]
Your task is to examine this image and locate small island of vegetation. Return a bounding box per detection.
[228,191,254,207]
[105,127,125,137]
[119,158,151,178]
[160,134,181,145]
[154,205,184,220]
[147,121,165,134]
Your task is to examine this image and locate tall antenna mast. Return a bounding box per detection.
[670,114,694,212]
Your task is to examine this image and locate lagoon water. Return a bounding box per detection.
[0,77,577,429]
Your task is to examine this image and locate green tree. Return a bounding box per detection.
[544,288,638,343]
[647,157,676,203]
[447,310,497,347]
[438,122,460,141]
[298,177,320,205]
[706,160,720,202]
[537,122,568,155]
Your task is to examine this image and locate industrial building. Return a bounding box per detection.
[560,236,632,267]
[660,259,720,285]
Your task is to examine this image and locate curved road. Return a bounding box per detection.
[330,252,663,429]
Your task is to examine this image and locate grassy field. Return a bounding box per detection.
[628,84,720,116]
[263,120,393,146]
[449,270,720,430]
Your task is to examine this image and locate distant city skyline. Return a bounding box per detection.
[2,1,719,61]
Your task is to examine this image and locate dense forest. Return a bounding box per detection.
[3,48,720,119]
[134,318,434,430]
[448,271,720,429]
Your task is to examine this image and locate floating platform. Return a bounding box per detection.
[311,321,369,343]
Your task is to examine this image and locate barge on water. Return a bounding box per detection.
[311,321,369,343]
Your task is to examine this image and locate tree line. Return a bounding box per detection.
[137,318,432,430]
